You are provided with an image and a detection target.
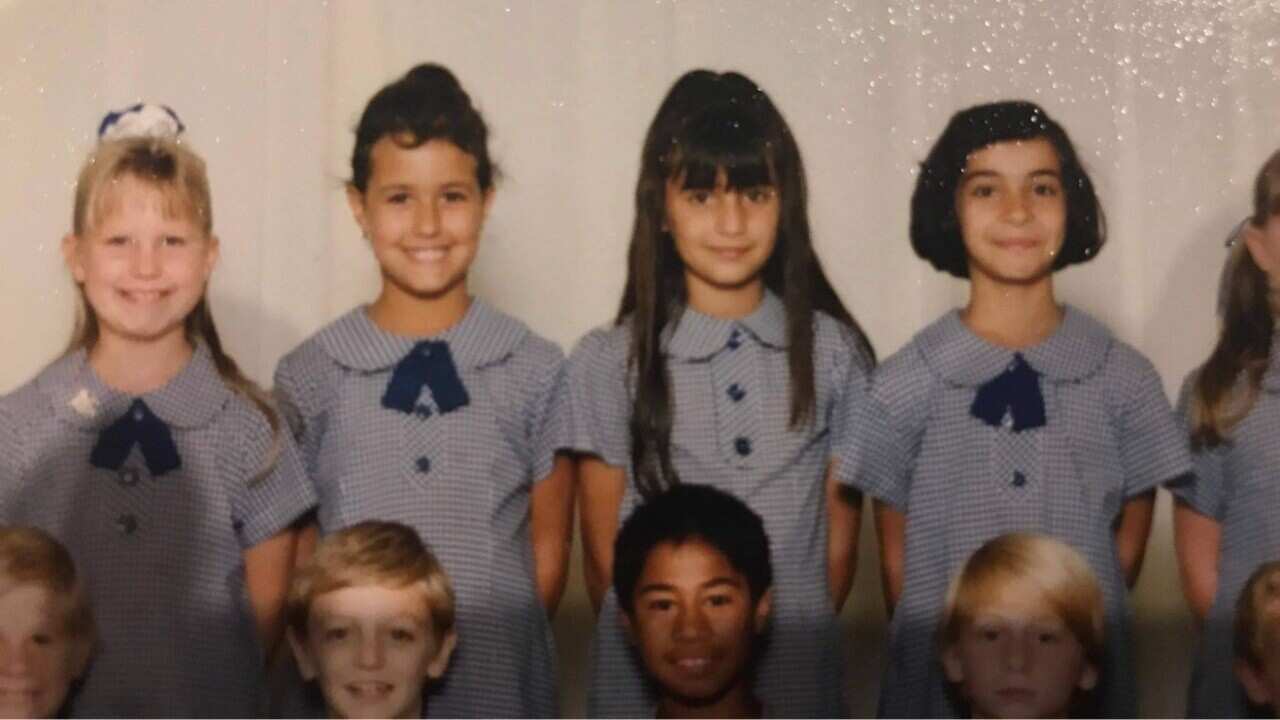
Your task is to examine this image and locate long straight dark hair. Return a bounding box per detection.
[1190,149,1280,448]
[617,69,874,497]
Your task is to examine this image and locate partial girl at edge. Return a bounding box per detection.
[273,63,573,718]
[1173,148,1280,718]
[0,104,316,716]
[837,100,1191,717]
[569,68,875,717]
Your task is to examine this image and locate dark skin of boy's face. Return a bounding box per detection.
[623,540,771,719]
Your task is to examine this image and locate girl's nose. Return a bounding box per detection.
[715,194,747,236]
[1003,191,1032,224]
[355,634,385,669]
[415,202,441,237]
[130,241,161,277]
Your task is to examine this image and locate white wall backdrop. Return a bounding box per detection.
[3,1,1279,715]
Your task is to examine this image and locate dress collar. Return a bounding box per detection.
[915,305,1113,387]
[316,298,529,372]
[42,342,231,432]
[663,291,788,361]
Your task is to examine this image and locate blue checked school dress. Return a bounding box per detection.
[838,306,1190,718]
[0,343,317,717]
[274,299,568,718]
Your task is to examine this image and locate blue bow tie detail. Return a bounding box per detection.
[90,399,182,476]
[970,353,1046,433]
[381,341,470,416]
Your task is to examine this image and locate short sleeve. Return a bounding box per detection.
[823,321,872,467]
[1166,370,1226,519]
[222,401,317,548]
[523,342,571,482]
[1111,347,1193,498]
[272,344,334,478]
[833,345,933,511]
[566,326,631,469]
[0,399,20,484]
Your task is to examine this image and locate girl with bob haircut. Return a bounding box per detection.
[0,104,315,716]
[570,68,874,717]
[0,527,96,719]
[939,533,1104,719]
[1173,148,1280,717]
[837,100,1189,716]
[274,63,572,717]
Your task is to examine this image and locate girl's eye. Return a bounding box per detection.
[1037,631,1062,644]
[686,190,712,205]
[105,235,130,246]
[970,185,996,198]
[745,187,775,203]
[1032,182,1060,197]
[387,193,411,205]
[977,626,1002,642]
[30,633,52,646]
[163,236,187,247]
[323,627,349,642]
[442,190,471,203]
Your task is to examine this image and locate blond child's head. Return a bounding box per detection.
[1234,560,1280,713]
[0,527,95,719]
[939,533,1104,719]
[286,521,456,720]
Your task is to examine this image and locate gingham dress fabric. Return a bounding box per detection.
[0,344,316,717]
[838,306,1191,718]
[568,292,869,718]
[274,299,568,718]
[1170,348,1280,718]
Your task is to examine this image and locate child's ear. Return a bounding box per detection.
[203,234,221,279]
[753,588,774,635]
[941,644,965,685]
[1243,222,1277,277]
[286,626,318,681]
[62,233,86,283]
[345,185,370,240]
[620,609,637,645]
[1236,658,1274,707]
[1076,661,1099,692]
[425,628,458,681]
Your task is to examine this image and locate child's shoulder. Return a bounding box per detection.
[569,320,630,364]
[812,310,873,378]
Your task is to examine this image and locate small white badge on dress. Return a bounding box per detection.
[69,388,98,418]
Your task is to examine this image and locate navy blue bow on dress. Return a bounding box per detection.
[381,341,470,416]
[89,399,182,476]
[969,353,1046,433]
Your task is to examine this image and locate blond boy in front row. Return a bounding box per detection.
[0,526,95,719]
[938,533,1105,719]
[286,520,457,720]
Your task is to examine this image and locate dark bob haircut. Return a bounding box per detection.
[910,100,1106,278]
[613,483,772,616]
[350,63,496,193]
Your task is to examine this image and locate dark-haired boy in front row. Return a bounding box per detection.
[286,520,457,720]
[613,484,773,719]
